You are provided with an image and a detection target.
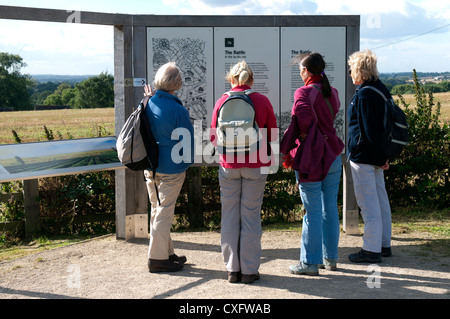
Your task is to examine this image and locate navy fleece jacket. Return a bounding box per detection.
[347,79,392,166]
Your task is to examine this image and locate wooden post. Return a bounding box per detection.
[114,25,149,240]
[23,179,41,236]
[343,162,360,234]
[343,23,360,234]
[187,167,204,228]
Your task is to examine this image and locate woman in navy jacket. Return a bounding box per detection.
[347,50,392,263]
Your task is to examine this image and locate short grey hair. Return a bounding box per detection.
[154,62,183,92]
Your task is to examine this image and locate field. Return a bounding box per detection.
[0,108,115,144]
[0,93,449,145]
[397,92,450,123]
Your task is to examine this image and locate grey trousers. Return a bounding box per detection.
[350,161,392,253]
[219,166,268,275]
[145,170,186,260]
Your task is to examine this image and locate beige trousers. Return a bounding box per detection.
[144,170,186,260]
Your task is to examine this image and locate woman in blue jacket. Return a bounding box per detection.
[347,50,392,263]
[144,62,194,273]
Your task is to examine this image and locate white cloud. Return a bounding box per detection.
[0,19,113,74]
[0,0,448,73]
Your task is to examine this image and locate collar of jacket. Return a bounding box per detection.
[356,78,380,92]
[153,89,183,105]
[230,84,252,92]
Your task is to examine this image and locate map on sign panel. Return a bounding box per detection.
[151,37,208,123]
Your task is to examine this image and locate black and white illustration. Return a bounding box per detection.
[147,28,214,127]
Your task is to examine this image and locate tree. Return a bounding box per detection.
[0,52,34,110]
[43,83,75,106]
[73,72,114,108]
[41,73,114,109]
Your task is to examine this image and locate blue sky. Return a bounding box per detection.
[0,0,448,74]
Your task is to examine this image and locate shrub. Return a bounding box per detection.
[385,70,450,208]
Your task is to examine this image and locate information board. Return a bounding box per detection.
[147,27,214,125]
[214,27,280,118]
[147,26,346,140]
[280,27,346,139]
[0,137,120,182]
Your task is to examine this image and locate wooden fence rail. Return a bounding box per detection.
[0,180,41,236]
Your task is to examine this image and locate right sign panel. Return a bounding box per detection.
[280,27,346,143]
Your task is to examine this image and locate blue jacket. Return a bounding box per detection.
[145,90,194,174]
[347,79,392,166]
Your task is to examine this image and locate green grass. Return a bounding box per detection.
[0,234,98,262]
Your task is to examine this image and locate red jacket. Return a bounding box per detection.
[289,81,344,179]
[210,85,278,168]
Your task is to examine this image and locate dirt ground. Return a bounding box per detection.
[0,229,449,300]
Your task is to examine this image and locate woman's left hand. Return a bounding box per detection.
[144,84,154,97]
[380,160,390,170]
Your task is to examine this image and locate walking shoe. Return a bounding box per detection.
[348,249,382,263]
[227,271,242,283]
[169,254,187,263]
[289,262,319,276]
[381,247,392,257]
[241,272,260,284]
[318,259,337,271]
[148,259,184,273]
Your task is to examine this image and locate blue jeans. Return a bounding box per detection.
[295,156,342,265]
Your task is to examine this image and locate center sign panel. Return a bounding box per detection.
[213,27,280,119]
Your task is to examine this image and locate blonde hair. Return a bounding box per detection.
[154,62,183,92]
[225,61,254,86]
[348,49,379,82]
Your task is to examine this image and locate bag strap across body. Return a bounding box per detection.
[308,84,335,122]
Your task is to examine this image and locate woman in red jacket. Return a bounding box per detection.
[210,61,278,284]
[283,52,344,276]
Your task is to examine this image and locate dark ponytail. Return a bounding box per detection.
[297,51,332,98]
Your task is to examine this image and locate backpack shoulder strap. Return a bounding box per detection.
[309,84,335,118]
[360,85,394,127]
[360,86,388,102]
[140,94,152,111]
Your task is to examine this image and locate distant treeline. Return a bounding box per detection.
[380,72,450,95]
[29,72,114,109]
[29,72,450,108]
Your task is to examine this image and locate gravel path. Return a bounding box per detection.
[0,230,449,300]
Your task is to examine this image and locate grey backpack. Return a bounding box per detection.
[215,90,261,154]
[116,95,160,203]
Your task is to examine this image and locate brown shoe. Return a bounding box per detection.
[241,272,260,284]
[148,259,183,273]
[227,271,241,283]
[169,254,187,263]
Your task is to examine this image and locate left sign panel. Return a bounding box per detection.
[0,137,121,182]
[147,27,214,127]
